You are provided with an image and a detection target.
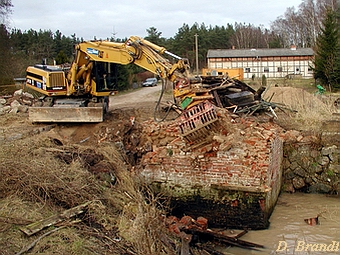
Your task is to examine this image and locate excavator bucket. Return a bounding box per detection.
[28,107,104,123]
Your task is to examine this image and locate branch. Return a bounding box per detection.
[15,226,66,255]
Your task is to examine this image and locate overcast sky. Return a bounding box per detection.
[10,0,302,40]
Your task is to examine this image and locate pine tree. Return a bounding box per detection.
[334,3,340,89]
[313,7,339,90]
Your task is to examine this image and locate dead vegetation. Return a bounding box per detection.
[0,130,179,255]
[262,86,339,131]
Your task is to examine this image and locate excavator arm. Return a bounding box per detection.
[66,36,193,95]
[26,36,214,129]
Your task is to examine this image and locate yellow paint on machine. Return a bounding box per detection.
[201,68,244,80]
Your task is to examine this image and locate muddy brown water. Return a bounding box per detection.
[218,193,339,254]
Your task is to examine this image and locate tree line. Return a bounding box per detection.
[0,0,339,89]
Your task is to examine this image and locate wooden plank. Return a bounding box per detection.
[19,201,91,236]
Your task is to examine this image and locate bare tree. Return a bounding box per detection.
[270,0,336,48]
[0,0,13,25]
[230,23,270,49]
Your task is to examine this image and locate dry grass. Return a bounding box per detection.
[262,85,338,131]
[0,132,176,255]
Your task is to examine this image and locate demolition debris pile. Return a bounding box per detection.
[0,89,34,115]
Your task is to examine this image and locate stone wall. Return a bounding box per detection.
[281,117,340,194]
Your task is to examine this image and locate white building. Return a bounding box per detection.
[206,47,314,79]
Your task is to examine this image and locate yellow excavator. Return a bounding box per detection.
[26,36,212,123]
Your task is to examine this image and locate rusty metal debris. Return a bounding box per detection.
[178,100,219,147]
[201,75,288,117]
[175,75,287,147]
[304,211,326,226]
[304,216,319,226]
[165,215,265,253]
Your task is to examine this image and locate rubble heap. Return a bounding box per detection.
[0,89,34,115]
[136,107,285,229]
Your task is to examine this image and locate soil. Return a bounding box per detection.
[1,85,166,145]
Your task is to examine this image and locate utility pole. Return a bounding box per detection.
[194,34,199,76]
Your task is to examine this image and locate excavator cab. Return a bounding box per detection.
[92,62,118,92]
[26,61,118,123]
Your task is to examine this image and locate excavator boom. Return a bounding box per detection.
[26,35,221,148]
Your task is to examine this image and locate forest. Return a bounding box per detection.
[0,0,339,89]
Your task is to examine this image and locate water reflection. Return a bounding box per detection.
[220,193,339,254]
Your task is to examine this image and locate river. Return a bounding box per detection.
[219,193,339,255]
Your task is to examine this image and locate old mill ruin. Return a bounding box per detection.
[134,79,339,230]
[128,77,287,230]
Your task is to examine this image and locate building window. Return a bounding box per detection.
[308,67,313,73]
[264,67,269,73]
[277,67,283,72]
[245,68,250,73]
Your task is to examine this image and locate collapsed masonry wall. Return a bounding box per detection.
[138,109,284,229]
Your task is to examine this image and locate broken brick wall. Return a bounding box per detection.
[138,110,284,229]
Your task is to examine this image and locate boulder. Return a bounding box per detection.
[308,183,332,193]
[292,176,305,189]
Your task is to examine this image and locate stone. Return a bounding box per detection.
[284,170,295,180]
[283,181,295,193]
[295,167,306,177]
[309,162,324,174]
[292,176,305,189]
[23,92,34,99]
[329,164,340,174]
[321,145,337,157]
[10,107,19,114]
[0,98,6,104]
[310,149,319,159]
[297,135,304,142]
[289,161,299,170]
[0,106,11,115]
[22,99,32,106]
[308,183,332,193]
[317,156,330,167]
[13,89,23,97]
[305,177,313,184]
[10,100,21,108]
[18,105,29,113]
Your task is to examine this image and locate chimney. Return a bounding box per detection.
[290,45,297,50]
